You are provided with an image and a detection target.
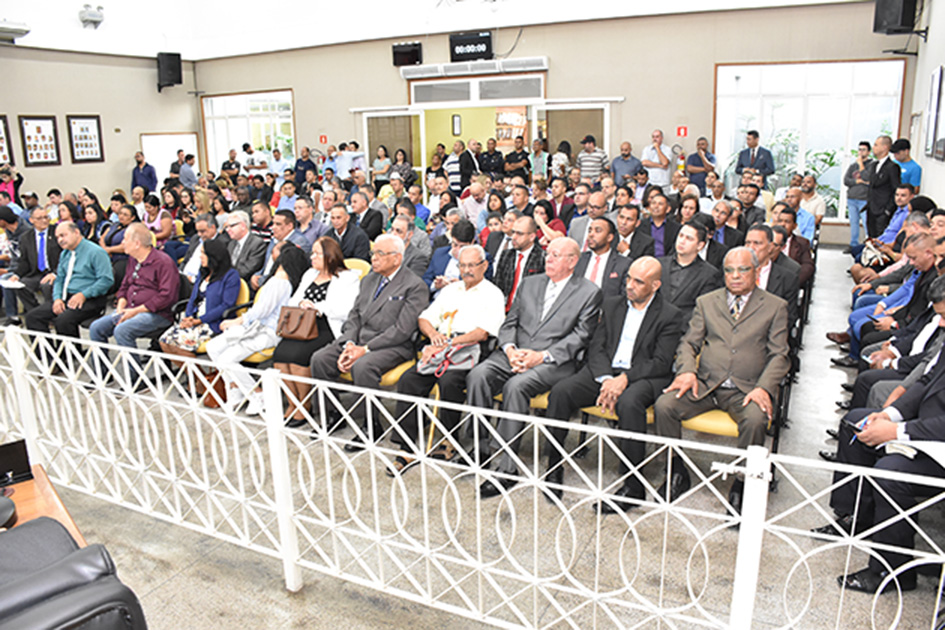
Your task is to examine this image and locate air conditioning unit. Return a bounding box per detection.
[400,56,548,80]
[0,20,30,44]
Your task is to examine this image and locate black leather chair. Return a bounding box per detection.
[0,517,147,630]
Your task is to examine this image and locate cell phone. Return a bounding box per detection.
[842,416,867,432]
[866,314,879,322]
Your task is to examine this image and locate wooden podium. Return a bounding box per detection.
[6,464,86,546]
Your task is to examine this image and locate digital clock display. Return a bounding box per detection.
[449,32,493,62]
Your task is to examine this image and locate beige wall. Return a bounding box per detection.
[910,0,944,206]
[2,46,198,201]
[195,2,913,161]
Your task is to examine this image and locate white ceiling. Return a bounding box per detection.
[0,0,863,61]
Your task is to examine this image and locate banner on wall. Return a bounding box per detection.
[495,107,528,153]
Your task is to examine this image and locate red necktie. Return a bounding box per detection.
[750,149,756,166]
[589,254,602,285]
[506,252,524,312]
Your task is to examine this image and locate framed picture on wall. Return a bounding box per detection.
[66,115,104,163]
[18,115,61,167]
[926,66,941,158]
[0,116,13,166]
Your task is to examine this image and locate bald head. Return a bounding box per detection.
[545,237,580,282]
[626,256,662,306]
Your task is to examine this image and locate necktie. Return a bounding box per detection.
[589,254,602,286]
[730,296,743,321]
[37,231,46,272]
[750,149,756,166]
[501,236,511,255]
[373,275,390,301]
[61,250,77,300]
[506,252,524,312]
[232,240,242,263]
[715,228,725,244]
[542,282,559,320]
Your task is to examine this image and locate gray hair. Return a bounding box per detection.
[195,212,215,227]
[904,211,931,228]
[458,244,486,263]
[352,191,369,205]
[375,233,405,255]
[713,200,734,216]
[445,208,462,220]
[230,210,250,229]
[296,195,314,209]
[723,246,759,268]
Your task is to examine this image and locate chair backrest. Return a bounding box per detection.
[234,279,251,317]
[174,219,184,237]
[345,258,371,279]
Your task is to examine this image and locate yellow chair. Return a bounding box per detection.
[494,391,549,411]
[174,219,184,238]
[195,280,250,355]
[345,258,371,280]
[580,406,766,438]
[339,359,417,387]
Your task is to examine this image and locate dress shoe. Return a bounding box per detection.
[543,467,564,502]
[838,567,916,594]
[479,476,518,498]
[836,399,852,410]
[819,450,838,463]
[285,417,309,429]
[728,479,744,515]
[657,469,691,503]
[831,356,859,369]
[599,482,644,514]
[0,317,22,327]
[812,513,855,536]
[841,383,854,393]
[826,428,839,440]
[826,331,851,345]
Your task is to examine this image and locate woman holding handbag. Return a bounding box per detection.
[273,236,361,426]
[159,239,241,358]
[205,242,309,415]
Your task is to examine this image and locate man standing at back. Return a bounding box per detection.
[640,130,672,193]
[576,135,609,183]
[610,141,642,189]
[131,151,157,194]
[735,131,775,187]
[866,135,900,238]
[892,138,921,194]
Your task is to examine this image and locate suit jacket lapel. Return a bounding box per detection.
[738,290,765,323]
[539,275,577,326]
[608,298,629,358]
[631,293,660,357]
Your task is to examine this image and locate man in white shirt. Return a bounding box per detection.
[389,244,506,470]
[800,174,827,226]
[240,143,267,176]
[268,148,290,189]
[461,182,488,227]
[640,129,673,192]
[573,217,631,298]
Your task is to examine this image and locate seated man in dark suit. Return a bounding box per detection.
[467,237,602,497]
[545,256,684,509]
[8,205,61,315]
[710,200,745,249]
[327,203,370,262]
[573,217,631,298]
[309,233,429,449]
[614,205,655,261]
[655,247,790,512]
[773,207,815,286]
[349,190,384,241]
[223,211,268,282]
[744,224,798,329]
[422,219,478,296]
[638,194,679,258]
[658,222,721,321]
[494,216,545,312]
[812,348,945,594]
[485,209,523,261]
[769,226,803,281]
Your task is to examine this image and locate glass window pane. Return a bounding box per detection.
[806,63,851,95]
[854,60,904,93]
[413,82,471,103]
[479,77,542,100]
[760,65,805,94]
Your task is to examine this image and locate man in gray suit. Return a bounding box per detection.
[390,214,430,277]
[310,233,429,449]
[655,246,790,512]
[467,237,603,497]
[567,191,614,251]
[223,211,268,281]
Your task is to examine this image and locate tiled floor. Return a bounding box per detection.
[25,247,945,628]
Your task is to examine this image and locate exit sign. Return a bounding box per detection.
[676,126,688,138]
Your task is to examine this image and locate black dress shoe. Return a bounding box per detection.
[599,482,644,514]
[657,469,691,503]
[544,467,563,502]
[819,450,838,462]
[826,428,839,440]
[841,383,854,393]
[812,513,855,536]
[728,479,744,515]
[836,399,852,410]
[838,567,916,594]
[479,476,518,498]
[285,417,308,429]
[831,356,859,369]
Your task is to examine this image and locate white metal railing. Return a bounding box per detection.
[1,327,945,629]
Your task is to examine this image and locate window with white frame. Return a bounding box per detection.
[714,60,905,219]
[202,90,296,176]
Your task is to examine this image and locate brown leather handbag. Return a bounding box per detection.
[276,306,319,340]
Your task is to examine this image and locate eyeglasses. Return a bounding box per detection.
[458,260,485,270]
[371,250,398,258]
[588,204,606,211]
[723,266,754,275]
[547,252,577,260]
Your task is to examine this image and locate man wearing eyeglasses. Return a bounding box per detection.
[568,191,614,252]
[654,246,790,514]
[224,210,267,281]
[469,236,602,498]
[388,244,506,474]
[309,233,429,449]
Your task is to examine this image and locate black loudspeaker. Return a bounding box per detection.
[157,52,183,92]
[873,0,916,34]
[392,42,422,67]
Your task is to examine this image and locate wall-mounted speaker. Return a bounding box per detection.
[873,0,916,34]
[157,52,183,92]
[392,42,422,67]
